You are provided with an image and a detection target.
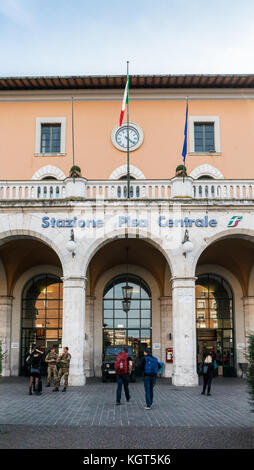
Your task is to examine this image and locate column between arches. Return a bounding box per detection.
[0,295,13,376]
[171,276,198,386]
[61,275,87,386]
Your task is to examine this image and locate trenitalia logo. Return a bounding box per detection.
[227,216,243,227]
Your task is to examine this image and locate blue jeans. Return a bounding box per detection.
[144,375,156,407]
[116,374,130,403]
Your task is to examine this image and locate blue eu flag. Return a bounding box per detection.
[181,99,188,163]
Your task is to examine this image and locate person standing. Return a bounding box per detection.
[26,345,44,395]
[45,345,58,387]
[141,349,161,410]
[201,352,214,396]
[53,347,71,392]
[114,347,133,405]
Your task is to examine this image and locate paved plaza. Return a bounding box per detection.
[0,376,254,449]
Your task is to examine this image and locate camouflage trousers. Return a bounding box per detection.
[56,368,69,388]
[47,365,57,384]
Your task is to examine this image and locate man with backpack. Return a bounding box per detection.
[141,348,161,410]
[114,347,133,405]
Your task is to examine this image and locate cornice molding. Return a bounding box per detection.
[1,88,254,102]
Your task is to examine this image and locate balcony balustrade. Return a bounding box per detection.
[0,178,254,202]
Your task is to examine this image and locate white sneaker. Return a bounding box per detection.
[144,406,151,410]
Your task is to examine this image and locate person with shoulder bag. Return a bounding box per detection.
[27,345,44,395]
[140,348,161,410]
[201,352,214,396]
[114,347,133,405]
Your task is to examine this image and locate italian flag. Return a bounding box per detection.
[119,75,129,126]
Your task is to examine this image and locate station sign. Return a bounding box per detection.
[41,215,218,229]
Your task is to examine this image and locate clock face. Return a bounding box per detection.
[111,122,144,152]
[115,126,139,149]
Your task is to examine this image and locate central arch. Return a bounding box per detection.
[85,237,172,378]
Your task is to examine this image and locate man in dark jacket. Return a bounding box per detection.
[140,348,161,410]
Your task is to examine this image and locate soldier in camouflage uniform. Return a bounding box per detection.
[53,347,71,392]
[45,346,58,387]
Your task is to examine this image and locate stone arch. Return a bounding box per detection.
[32,165,66,180]
[109,165,146,180]
[80,229,174,281]
[190,164,224,180]
[0,225,67,274]
[191,228,254,277]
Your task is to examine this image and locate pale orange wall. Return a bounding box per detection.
[1,97,254,180]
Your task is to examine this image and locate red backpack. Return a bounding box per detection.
[114,352,128,375]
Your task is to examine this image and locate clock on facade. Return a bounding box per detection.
[111,122,144,152]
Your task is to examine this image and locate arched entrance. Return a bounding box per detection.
[21,274,63,375]
[194,233,254,378]
[86,237,172,378]
[103,274,152,360]
[196,274,235,376]
[0,234,63,377]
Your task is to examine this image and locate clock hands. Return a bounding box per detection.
[125,135,137,145]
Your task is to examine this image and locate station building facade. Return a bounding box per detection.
[0,74,254,386]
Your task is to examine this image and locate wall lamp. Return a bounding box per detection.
[182,229,193,257]
[66,229,76,258]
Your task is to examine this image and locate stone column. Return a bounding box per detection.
[171,277,198,386]
[160,296,173,378]
[85,296,95,377]
[62,276,86,386]
[0,296,13,377]
[243,296,254,335]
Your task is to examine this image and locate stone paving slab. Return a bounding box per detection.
[0,376,254,429]
[1,424,254,449]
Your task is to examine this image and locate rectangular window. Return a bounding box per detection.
[41,124,61,153]
[189,116,220,154]
[35,117,66,156]
[194,123,215,152]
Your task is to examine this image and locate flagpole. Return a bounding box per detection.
[127,60,130,199]
[182,96,188,184]
[72,97,75,168]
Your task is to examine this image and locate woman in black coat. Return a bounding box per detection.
[26,346,44,395]
[201,353,214,396]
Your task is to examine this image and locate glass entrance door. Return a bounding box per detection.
[103,274,152,371]
[21,274,63,375]
[196,274,235,377]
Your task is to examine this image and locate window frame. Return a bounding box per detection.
[102,274,152,355]
[35,117,66,156]
[189,116,221,155]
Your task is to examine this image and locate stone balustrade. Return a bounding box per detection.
[0,180,66,200]
[193,180,254,199]
[0,177,254,201]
